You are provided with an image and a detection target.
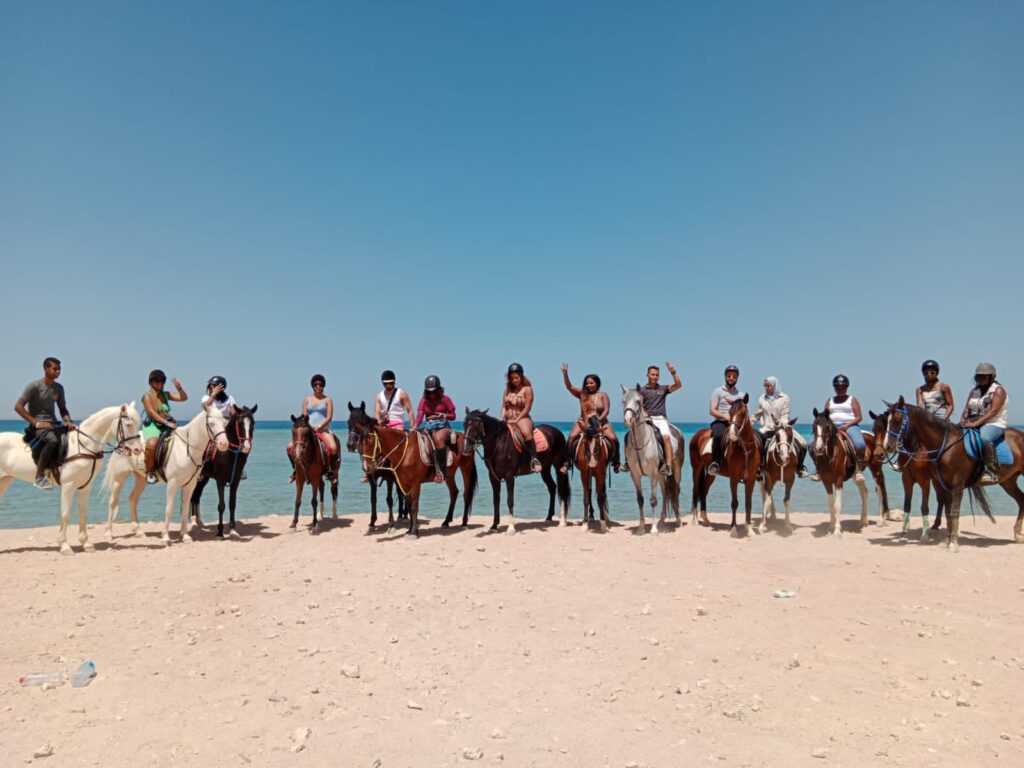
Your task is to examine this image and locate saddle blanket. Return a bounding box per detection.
[417,432,457,467]
[509,426,549,453]
[963,429,1013,463]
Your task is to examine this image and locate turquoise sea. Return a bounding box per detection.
[0,420,1018,530]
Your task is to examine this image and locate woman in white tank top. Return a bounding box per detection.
[915,360,954,419]
[825,374,865,453]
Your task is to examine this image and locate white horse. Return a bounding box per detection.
[621,386,684,534]
[0,404,143,555]
[102,406,228,546]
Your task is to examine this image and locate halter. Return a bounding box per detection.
[883,404,960,492]
[727,404,757,473]
[462,414,506,484]
[357,422,412,495]
[62,410,143,489]
[766,423,793,467]
[622,396,656,454]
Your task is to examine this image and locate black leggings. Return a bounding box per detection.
[710,420,729,465]
[36,428,61,475]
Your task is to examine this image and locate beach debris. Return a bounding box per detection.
[811,747,829,759]
[489,728,506,739]
[290,726,311,753]
[340,664,361,679]
[955,695,971,707]
[641,603,652,616]
[70,661,96,688]
[625,762,641,768]
[696,607,709,616]
[462,747,483,760]
[673,682,690,695]
[773,589,797,599]
[407,700,423,710]
[267,691,287,703]
[788,655,801,669]
[971,678,984,687]
[476,545,486,552]
[32,744,55,759]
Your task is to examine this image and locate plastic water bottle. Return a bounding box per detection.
[19,671,64,686]
[70,661,96,688]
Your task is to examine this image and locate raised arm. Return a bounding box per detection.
[561,363,581,398]
[665,361,682,393]
[167,377,188,403]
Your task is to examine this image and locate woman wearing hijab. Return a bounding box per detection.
[754,377,809,478]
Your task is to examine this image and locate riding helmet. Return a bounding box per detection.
[208,375,227,389]
[149,369,167,384]
[424,374,441,392]
[921,359,940,373]
[724,365,740,375]
[975,362,997,377]
[507,362,525,376]
[381,369,396,383]
[310,374,326,387]
[832,374,850,387]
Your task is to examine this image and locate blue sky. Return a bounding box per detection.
[2,1,1021,422]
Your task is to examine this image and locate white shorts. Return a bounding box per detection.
[650,416,672,439]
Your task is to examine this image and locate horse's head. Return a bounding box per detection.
[234,404,257,454]
[346,400,371,453]
[727,393,751,443]
[206,405,230,452]
[771,417,797,465]
[462,407,489,455]
[621,385,643,429]
[810,407,834,456]
[881,395,909,453]
[117,401,144,457]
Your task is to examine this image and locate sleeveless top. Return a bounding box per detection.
[919,386,948,417]
[377,388,409,425]
[504,388,529,421]
[143,389,170,424]
[306,398,329,429]
[828,396,856,426]
[966,384,1009,429]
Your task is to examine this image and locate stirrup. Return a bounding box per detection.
[708,462,720,476]
[530,458,542,472]
[145,473,158,485]
[34,476,54,491]
[978,471,1000,486]
[797,467,809,478]
[659,463,673,476]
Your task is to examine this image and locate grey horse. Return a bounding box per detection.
[621,386,685,534]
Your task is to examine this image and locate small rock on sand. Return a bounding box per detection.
[811,747,829,759]
[33,744,55,759]
[341,664,361,679]
[407,701,423,710]
[489,728,506,739]
[462,747,483,760]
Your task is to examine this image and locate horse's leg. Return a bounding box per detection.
[216,481,227,538]
[782,475,794,531]
[947,486,964,552]
[759,477,771,533]
[309,478,320,532]
[369,475,379,529]
[461,462,475,527]
[228,478,241,537]
[442,473,458,527]
[915,474,930,540]
[330,472,339,519]
[729,476,740,537]
[290,478,303,530]
[998,478,1024,543]
[489,474,502,531]
[106,472,126,539]
[900,469,915,536]
[542,467,557,522]
[699,470,712,526]
[596,465,609,533]
[76,486,94,551]
[56,482,75,555]
[633,472,647,535]
[931,478,945,532]
[649,476,661,535]
[180,481,199,543]
[579,469,591,527]
[832,481,844,538]
[823,480,839,539]
[128,474,145,536]
[407,485,421,539]
[161,479,178,546]
[386,479,397,532]
[191,475,208,528]
[505,477,517,536]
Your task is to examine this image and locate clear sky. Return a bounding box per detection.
[2,1,1021,422]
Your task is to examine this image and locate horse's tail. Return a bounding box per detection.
[968,486,996,523]
[557,461,571,512]
[467,460,479,506]
[100,454,121,501]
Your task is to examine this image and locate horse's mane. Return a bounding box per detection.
[466,408,502,428]
[904,403,962,437]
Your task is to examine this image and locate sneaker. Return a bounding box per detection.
[797,468,809,479]
[613,464,621,474]
[530,459,542,473]
[34,476,53,490]
[240,471,247,481]
[434,474,444,484]
[854,472,865,482]
[145,473,158,485]
[659,463,673,476]
[809,472,820,482]
[708,463,720,476]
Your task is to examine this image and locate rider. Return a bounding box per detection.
[414,375,456,483]
[562,364,621,472]
[288,374,337,482]
[140,369,188,484]
[960,362,1009,485]
[708,365,745,476]
[754,376,809,478]
[374,370,414,429]
[639,362,682,476]
[916,360,954,419]
[503,363,542,472]
[817,374,867,481]
[14,357,77,490]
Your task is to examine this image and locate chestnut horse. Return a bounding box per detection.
[289,414,340,532]
[690,395,762,536]
[461,408,570,535]
[870,408,949,540]
[347,402,478,532]
[346,403,406,528]
[571,415,612,532]
[880,398,1018,552]
[757,418,799,533]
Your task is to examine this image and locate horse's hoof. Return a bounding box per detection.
[404,532,418,540]
[161,538,171,547]
[600,524,609,534]
[288,526,297,534]
[832,530,842,540]
[947,542,959,553]
[182,534,193,544]
[59,544,74,556]
[105,529,114,540]
[505,525,517,536]
[133,528,144,538]
[729,526,740,539]
[229,529,240,539]
[82,541,96,552]
[633,526,646,536]
[1014,532,1024,544]
[441,521,451,528]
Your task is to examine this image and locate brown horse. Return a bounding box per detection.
[757,418,799,533]
[289,414,340,532]
[571,415,612,531]
[870,408,949,540]
[347,402,478,532]
[690,395,762,536]
[880,398,1020,551]
[810,408,892,537]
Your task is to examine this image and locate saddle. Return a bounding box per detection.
[416,430,458,468]
[626,418,668,463]
[963,428,1013,486]
[315,432,338,457]
[23,425,69,482]
[151,430,176,482]
[508,424,549,453]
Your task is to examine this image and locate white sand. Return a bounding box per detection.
[1,511,1022,767]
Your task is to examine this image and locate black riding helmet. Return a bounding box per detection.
[149,369,167,384]
[832,374,850,387]
[208,375,227,389]
[507,362,524,376]
[424,374,441,392]
[381,369,396,383]
[921,359,940,373]
[724,365,739,375]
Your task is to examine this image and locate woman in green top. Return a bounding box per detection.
[142,369,188,483]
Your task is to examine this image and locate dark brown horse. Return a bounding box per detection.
[870,408,949,540]
[880,398,1020,551]
[347,402,478,532]
[190,404,257,538]
[810,408,891,537]
[757,418,798,533]
[689,395,762,536]
[346,403,405,528]
[289,414,340,532]
[461,408,570,535]
[571,415,612,531]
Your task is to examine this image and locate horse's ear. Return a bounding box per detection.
[465,406,470,416]
[360,400,366,411]
[128,400,136,412]
[482,408,489,415]
[882,399,893,409]
[813,407,820,418]
[250,404,258,414]
[789,417,798,426]
[347,401,354,412]
[635,383,641,392]
[120,404,127,415]
[897,394,905,407]
[291,414,298,423]
[620,385,626,394]
[742,393,749,404]
[869,410,879,420]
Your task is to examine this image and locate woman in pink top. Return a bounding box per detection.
[503,362,541,472]
[415,374,456,482]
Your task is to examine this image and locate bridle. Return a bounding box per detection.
[356,420,411,494]
[727,404,758,474]
[766,423,793,467]
[63,409,144,489]
[622,393,655,454]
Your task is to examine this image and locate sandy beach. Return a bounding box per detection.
[1,511,1022,768]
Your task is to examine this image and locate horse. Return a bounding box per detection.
[620,387,683,534]
[689,395,761,536]
[347,402,478,531]
[880,397,1022,551]
[810,407,892,538]
[461,408,570,534]
[0,404,142,555]
[189,405,257,538]
[570,415,613,532]
[102,406,229,546]
[289,414,340,532]
[870,408,949,540]
[757,418,799,533]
